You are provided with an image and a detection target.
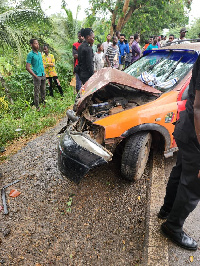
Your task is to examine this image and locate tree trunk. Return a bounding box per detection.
[110,0,121,36]
[116,0,130,31]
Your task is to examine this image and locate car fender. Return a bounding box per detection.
[121,123,171,151]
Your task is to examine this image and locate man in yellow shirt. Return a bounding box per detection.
[42,45,63,97]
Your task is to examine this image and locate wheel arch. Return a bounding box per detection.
[120,123,171,151]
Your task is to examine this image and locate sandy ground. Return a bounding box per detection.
[0,118,150,265]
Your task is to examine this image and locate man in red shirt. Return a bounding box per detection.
[73,31,84,92]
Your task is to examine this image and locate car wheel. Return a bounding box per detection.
[121,131,152,181]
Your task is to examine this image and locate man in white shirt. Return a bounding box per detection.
[174,27,189,44]
[102,34,111,66]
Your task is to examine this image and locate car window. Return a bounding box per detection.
[124,50,198,92]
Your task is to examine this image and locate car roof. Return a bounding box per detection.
[160,42,200,52]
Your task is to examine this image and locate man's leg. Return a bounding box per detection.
[53,76,63,96]
[158,150,182,218]
[161,139,200,250]
[33,76,40,109]
[76,73,82,93]
[119,64,123,71]
[47,77,53,97]
[165,139,200,231]
[40,77,46,104]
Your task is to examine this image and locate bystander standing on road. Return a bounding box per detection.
[149,36,153,45]
[94,43,104,72]
[131,33,141,63]
[77,28,95,84]
[158,54,200,251]
[146,36,159,50]
[142,40,149,52]
[166,34,175,46]
[175,27,189,44]
[26,38,46,112]
[42,45,63,97]
[125,35,134,68]
[156,36,161,48]
[160,35,166,47]
[73,31,83,92]
[102,34,111,66]
[106,36,119,69]
[118,34,129,70]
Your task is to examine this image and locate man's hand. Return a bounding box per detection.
[198,170,200,178]
[26,62,38,79]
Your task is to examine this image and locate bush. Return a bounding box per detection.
[0,96,8,115]
[5,69,34,103]
[0,87,75,148]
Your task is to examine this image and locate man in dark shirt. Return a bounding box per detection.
[158,55,200,251]
[118,34,129,70]
[78,28,95,84]
[131,33,141,63]
[73,31,83,92]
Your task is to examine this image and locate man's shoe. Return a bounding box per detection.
[161,222,198,250]
[158,208,169,219]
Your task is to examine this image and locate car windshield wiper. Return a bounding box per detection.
[147,57,164,71]
[164,56,183,81]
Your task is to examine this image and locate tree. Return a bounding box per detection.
[0,0,50,57]
[188,18,200,39]
[87,0,192,36]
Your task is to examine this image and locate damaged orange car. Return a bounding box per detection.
[58,43,200,183]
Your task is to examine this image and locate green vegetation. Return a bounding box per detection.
[0,90,75,148]
[0,0,77,150]
[86,0,191,39]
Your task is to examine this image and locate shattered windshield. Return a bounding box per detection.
[124,49,198,91]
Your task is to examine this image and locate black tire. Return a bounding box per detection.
[121,131,152,181]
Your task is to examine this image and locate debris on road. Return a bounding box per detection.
[9,189,21,198]
[1,180,20,214]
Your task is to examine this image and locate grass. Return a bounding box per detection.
[0,87,76,149]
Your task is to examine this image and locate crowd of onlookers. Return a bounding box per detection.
[25,26,197,110]
[72,27,194,92]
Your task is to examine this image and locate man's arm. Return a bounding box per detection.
[85,47,94,76]
[26,63,38,79]
[105,47,111,67]
[73,45,78,59]
[125,43,130,54]
[194,90,200,144]
[194,90,200,178]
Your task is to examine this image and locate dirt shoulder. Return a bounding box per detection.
[0,118,149,265]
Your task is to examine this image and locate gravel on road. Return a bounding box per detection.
[0,118,150,265]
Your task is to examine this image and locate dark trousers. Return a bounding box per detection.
[75,73,82,93]
[33,76,46,108]
[47,76,63,97]
[163,138,200,232]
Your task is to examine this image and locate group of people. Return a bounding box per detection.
[26,39,63,111]
[26,27,191,109]
[72,27,191,93]
[72,29,143,93]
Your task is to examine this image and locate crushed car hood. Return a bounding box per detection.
[77,68,161,113]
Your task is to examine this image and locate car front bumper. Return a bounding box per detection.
[58,130,112,183]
